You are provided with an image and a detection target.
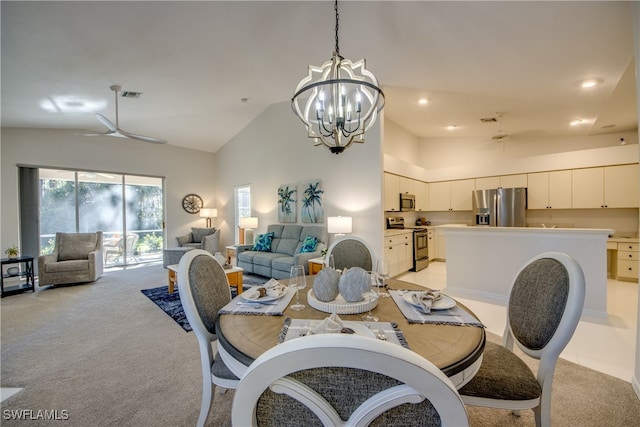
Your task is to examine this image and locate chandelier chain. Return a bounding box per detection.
[334,0,340,55]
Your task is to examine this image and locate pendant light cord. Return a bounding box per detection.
[334,0,340,56]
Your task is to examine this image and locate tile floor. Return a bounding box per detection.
[397,261,639,383]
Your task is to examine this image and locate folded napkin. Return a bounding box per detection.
[244,279,287,300]
[411,290,442,314]
[310,313,344,334]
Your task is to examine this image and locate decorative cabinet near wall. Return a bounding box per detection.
[499,174,528,189]
[428,179,475,211]
[384,231,413,277]
[527,170,572,209]
[572,164,639,209]
[384,173,400,211]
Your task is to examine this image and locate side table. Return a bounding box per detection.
[1,256,35,297]
[225,245,238,265]
[308,257,325,275]
[167,264,245,295]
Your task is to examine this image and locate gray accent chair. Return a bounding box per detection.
[459,252,586,427]
[177,249,239,427]
[176,227,220,255]
[324,235,375,272]
[38,232,104,286]
[236,224,327,279]
[231,333,469,426]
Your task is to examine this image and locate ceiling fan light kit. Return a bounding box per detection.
[84,84,167,144]
[291,0,385,155]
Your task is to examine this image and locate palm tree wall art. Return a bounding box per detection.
[301,180,324,223]
[277,184,297,223]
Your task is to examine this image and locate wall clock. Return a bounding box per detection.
[182,194,203,214]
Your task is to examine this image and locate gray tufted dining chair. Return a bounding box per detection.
[324,235,375,272]
[177,249,239,427]
[231,333,469,426]
[459,251,585,427]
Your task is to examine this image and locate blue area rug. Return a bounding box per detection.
[141,273,268,332]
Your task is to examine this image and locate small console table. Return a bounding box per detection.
[1,256,35,297]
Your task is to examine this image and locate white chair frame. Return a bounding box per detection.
[177,249,238,427]
[461,251,585,427]
[232,333,469,427]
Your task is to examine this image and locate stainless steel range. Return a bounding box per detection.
[386,217,429,272]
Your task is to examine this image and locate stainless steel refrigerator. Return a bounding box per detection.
[472,187,527,227]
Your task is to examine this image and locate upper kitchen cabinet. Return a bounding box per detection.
[475,176,500,190]
[428,179,475,211]
[572,164,639,208]
[384,172,400,211]
[499,174,528,188]
[415,180,429,211]
[399,176,415,195]
[527,170,572,209]
[604,164,639,208]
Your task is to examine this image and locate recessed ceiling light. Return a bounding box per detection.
[446,125,458,131]
[570,119,590,126]
[418,98,428,105]
[580,78,602,89]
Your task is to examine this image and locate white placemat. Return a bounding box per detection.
[278,318,410,349]
[219,288,296,316]
[389,290,485,328]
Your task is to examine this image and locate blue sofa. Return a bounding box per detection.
[236,224,327,280]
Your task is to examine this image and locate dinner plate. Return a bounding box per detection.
[403,292,456,311]
[241,286,288,302]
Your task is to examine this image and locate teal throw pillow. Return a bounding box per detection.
[253,232,274,252]
[299,236,318,253]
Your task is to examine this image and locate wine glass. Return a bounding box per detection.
[375,259,391,297]
[361,271,379,322]
[289,265,306,311]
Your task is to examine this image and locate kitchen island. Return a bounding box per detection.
[440,225,614,318]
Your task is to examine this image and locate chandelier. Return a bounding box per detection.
[291,0,385,154]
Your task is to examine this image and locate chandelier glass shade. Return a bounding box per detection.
[291,1,385,154]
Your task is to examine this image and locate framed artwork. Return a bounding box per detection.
[301,180,324,223]
[277,184,297,223]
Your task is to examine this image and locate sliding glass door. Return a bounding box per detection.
[38,169,164,266]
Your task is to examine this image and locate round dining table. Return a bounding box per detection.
[216,277,485,388]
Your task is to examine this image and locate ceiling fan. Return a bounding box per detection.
[491,112,510,142]
[83,85,167,144]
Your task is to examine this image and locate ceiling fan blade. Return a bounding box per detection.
[96,113,117,132]
[118,129,167,144]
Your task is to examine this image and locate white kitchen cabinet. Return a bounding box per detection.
[527,170,572,209]
[415,180,429,211]
[604,164,639,208]
[383,231,413,277]
[500,174,527,188]
[428,179,474,211]
[572,165,639,209]
[616,242,638,282]
[427,228,437,261]
[436,229,447,260]
[399,176,415,195]
[384,173,400,211]
[475,176,499,190]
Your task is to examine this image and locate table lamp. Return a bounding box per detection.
[239,217,258,245]
[327,216,352,239]
[199,208,217,228]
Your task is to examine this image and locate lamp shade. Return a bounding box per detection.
[327,216,352,234]
[239,217,258,229]
[199,208,218,218]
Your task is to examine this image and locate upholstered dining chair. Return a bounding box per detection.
[324,235,375,271]
[459,251,585,427]
[177,249,239,427]
[231,333,469,427]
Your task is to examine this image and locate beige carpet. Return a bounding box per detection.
[1,264,639,426]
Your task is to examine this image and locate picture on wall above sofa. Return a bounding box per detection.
[277,183,297,223]
[301,179,324,224]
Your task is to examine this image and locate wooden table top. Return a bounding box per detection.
[216,277,485,379]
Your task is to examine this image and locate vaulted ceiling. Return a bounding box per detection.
[2,1,637,153]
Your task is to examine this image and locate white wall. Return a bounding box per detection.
[213,101,385,260]
[631,0,640,400]
[0,128,217,252]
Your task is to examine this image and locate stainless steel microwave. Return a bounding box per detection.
[400,193,415,211]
